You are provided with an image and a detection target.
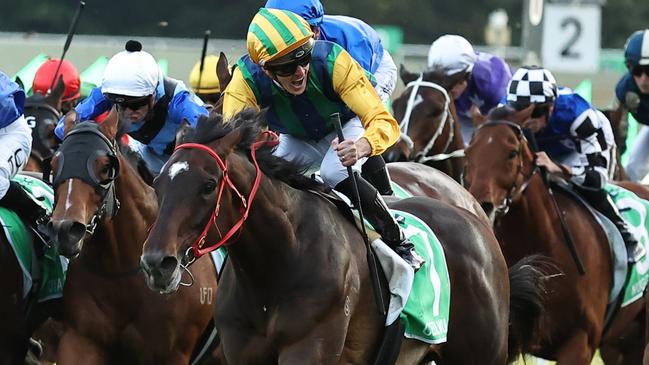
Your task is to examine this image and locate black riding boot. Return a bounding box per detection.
[361,155,394,196]
[582,188,645,263]
[0,181,50,246]
[336,173,425,271]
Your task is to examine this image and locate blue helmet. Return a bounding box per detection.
[624,29,649,67]
[264,0,324,27]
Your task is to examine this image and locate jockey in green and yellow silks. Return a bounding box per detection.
[223,8,424,271]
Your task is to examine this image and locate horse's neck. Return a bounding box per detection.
[221,155,320,284]
[84,156,156,269]
[499,174,563,250]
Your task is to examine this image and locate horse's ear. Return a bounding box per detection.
[216,52,232,91]
[14,76,25,91]
[62,109,79,137]
[212,125,243,158]
[46,76,65,111]
[399,64,419,85]
[175,119,193,146]
[510,105,535,126]
[99,106,119,140]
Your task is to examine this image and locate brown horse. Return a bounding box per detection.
[139,110,548,364]
[463,111,648,364]
[383,65,465,182]
[47,108,219,364]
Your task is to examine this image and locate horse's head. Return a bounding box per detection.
[140,111,261,293]
[49,108,121,258]
[463,106,538,223]
[384,64,460,163]
[23,77,65,171]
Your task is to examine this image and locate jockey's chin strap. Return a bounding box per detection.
[400,74,461,163]
[176,130,279,262]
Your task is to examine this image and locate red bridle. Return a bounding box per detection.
[173,131,279,258]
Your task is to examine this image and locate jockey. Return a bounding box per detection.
[0,70,49,243]
[264,0,396,103]
[223,8,424,271]
[54,40,209,175]
[506,65,645,263]
[615,29,649,181]
[427,34,512,145]
[32,58,81,114]
[189,55,222,109]
[264,0,397,196]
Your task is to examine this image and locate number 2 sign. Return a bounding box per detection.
[542,3,601,73]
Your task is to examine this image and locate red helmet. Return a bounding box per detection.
[33,59,81,102]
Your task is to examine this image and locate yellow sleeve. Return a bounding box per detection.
[222,67,259,121]
[331,50,399,156]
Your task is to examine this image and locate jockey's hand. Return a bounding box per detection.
[535,152,570,176]
[332,137,371,167]
[470,105,487,126]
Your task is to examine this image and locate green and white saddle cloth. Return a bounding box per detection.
[605,183,649,307]
[5,175,67,302]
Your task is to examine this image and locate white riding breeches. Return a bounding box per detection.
[0,116,33,199]
[273,116,367,188]
[625,124,649,181]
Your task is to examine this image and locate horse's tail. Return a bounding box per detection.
[507,254,552,362]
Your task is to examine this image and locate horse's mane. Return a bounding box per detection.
[180,109,329,193]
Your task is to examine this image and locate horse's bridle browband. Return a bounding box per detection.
[175,130,279,265]
[399,74,463,163]
[52,123,121,235]
[474,120,539,218]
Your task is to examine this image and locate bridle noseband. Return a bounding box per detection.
[472,121,539,218]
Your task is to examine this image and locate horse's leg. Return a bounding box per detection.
[57,330,107,365]
[555,331,595,365]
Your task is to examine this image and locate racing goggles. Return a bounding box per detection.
[104,93,152,110]
[631,65,649,77]
[266,53,312,77]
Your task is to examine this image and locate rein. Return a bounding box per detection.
[400,74,462,163]
[177,130,279,262]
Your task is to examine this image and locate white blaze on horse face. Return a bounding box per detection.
[65,181,74,211]
[486,136,494,144]
[168,161,189,181]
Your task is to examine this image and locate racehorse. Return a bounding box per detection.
[48,108,220,364]
[383,65,465,182]
[463,106,648,364]
[23,76,65,173]
[139,110,545,364]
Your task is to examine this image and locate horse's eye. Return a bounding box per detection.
[508,150,518,160]
[202,180,217,195]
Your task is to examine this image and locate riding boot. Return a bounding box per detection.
[336,173,425,271]
[583,188,646,263]
[0,181,51,247]
[361,155,394,196]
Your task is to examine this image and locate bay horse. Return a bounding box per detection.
[139,110,545,364]
[463,108,648,364]
[383,65,465,182]
[23,76,65,173]
[47,108,220,364]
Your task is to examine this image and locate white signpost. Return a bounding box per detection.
[541,3,601,73]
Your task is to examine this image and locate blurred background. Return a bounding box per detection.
[1,0,647,107]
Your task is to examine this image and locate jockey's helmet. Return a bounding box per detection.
[32,59,81,102]
[247,8,315,68]
[189,55,221,94]
[102,40,160,102]
[624,29,649,68]
[506,66,558,109]
[427,35,476,75]
[264,0,324,27]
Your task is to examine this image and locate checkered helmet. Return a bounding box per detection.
[506,66,558,108]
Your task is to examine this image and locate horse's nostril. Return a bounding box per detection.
[480,202,495,215]
[159,256,178,276]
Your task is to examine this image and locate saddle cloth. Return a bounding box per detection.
[5,174,68,302]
